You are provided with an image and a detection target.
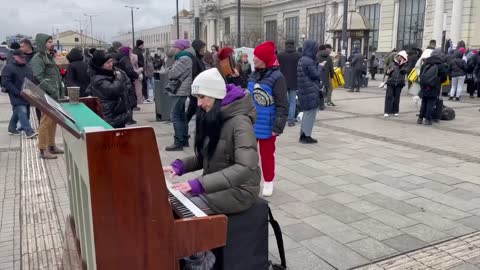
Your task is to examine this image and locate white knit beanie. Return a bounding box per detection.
[191,68,226,99]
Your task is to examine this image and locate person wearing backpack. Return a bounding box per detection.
[448,48,468,100]
[417,49,449,125]
[384,51,409,117]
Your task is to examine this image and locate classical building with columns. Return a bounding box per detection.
[192,0,480,54]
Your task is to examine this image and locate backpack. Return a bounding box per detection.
[441,106,456,121]
[419,63,439,88]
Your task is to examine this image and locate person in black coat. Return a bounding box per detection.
[297,40,324,144]
[418,50,449,125]
[317,44,335,107]
[88,50,131,128]
[116,46,139,124]
[278,39,301,126]
[186,39,207,124]
[66,47,90,97]
[384,50,409,117]
[1,49,36,138]
[448,49,468,100]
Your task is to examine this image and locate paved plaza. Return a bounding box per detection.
[2,83,480,269]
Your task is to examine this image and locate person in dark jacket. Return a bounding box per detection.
[20,39,36,64]
[248,41,288,197]
[466,50,478,98]
[108,41,122,65]
[132,40,149,101]
[88,50,131,128]
[66,47,90,97]
[235,52,252,89]
[297,40,324,144]
[384,50,409,117]
[348,47,364,92]
[116,46,139,124]
[317,44,335,106]
[6,42,20,64]
[369,53,379,80]
[186,39,207,125]
[1,49,37,138]
[278,40,301,126]
[448,49,468,100]
[418,49,449,125]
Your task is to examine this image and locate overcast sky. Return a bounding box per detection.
[1,0,190,43]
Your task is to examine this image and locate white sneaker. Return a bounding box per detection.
[262,182,274,197]
[394,113,399,116]
[384,114,389,118]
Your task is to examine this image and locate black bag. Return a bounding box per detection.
[433,98,443,120]
[441,106,456,120]
[268,208,287,270]
[419,64,439,89]
[165,79,182,95]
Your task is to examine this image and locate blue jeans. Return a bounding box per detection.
[9,105,33,134]
[170,96,188,145]
[287,90,297,122]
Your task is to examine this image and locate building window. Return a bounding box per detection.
[224,18,230,35]
[74,37,79,42]
[265,20,277,43]
[397,0,426,50]
[359,4,380,52]
[308,13,325,45]
[285,16,299,46]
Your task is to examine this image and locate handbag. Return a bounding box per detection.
[165,79,182,94]
[408,68,418,83]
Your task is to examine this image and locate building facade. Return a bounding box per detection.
[193,0,480,54]
[52,31,109,51]
[111,10,192,53]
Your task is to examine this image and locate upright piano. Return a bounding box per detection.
[21,80,228,270]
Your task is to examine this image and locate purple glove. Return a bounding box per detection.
[188,179,205,195]
[171,159,185,176]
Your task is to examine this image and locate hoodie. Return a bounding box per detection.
[317,49,335,88]
[449,50,468,77]
[31,33,64,99]
[297,40,323,111]
[66,48,90,97]
[191,40,206,79]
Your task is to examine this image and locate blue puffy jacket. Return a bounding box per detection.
[297,40,323,111]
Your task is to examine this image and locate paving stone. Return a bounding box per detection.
[274,179,304,192]
[362,182,417,200]
[362,164,390,173]
[270,209,303,226]
[304,182,341,196]
[447,189,480,201]
[404,197,471,220]
[382,234,428,253]
[382,169,411,178]
[301,236,369,270]
[337,174,374,185]
[288,188,324,203]
[410,188,478,211]
[302,214,368,244]
[367,209,419,229]
[407,212,462,231]
[362,194,420,215]
[264,190,298,206]
[309,199,368,224]
[268,234,301,259]
[419,180,457,194]
[326,192,361,204]
[454,183,480,195]
[282,222,325,242]
[350,218,404,241]
[280,201,321,219]
[444,225,477,237]
[315,175,349,186]
[399,175,430,185]
[423,173,465,185]
[401,223,451,243]
[337,184,376,196]
[346,237,399,260]
[285,247,335,270]
[346,200,383,214]
[448,263,480,270]
[456,216,480,230]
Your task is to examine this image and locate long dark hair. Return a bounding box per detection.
[194,99,224,160]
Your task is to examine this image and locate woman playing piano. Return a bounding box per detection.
[163,68,261,215]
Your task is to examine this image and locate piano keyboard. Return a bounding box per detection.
[166,181,207,218]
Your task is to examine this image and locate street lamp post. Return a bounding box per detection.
[125,6,139,48]
[84,13,98,46]
[237,0,241,48]
[176,0,180,39]
[342,0,348,58]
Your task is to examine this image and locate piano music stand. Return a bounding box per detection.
[21,79,228,270]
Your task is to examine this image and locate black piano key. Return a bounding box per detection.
[168,191,196,218]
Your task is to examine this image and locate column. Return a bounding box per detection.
[450,0,463,48]
[208,19,216,48]
[432,0,444,48]
[392,0,399,49]
[325,3,336,45]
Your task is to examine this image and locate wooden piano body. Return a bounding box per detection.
[21,80,228,270]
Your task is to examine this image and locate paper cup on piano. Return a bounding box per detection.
[67,87,80,104]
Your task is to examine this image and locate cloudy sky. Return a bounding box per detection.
[1,0,190,42]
